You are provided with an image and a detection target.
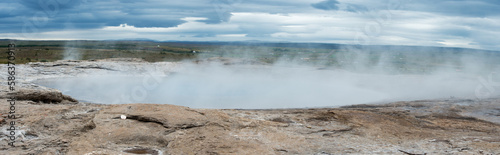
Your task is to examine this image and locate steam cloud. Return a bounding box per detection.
[63,41,81,60]
[36,45,500,109]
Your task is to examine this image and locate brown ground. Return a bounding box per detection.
[0,88,498,155]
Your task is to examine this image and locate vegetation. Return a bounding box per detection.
[0,40,199,64]
[1,39,499,74]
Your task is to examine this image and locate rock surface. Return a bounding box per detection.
[0,59,498,154]
[0,96,499,154]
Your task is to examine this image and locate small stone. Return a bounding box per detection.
[120,115,127,120]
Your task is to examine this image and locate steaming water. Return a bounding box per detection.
[34,65,493,109]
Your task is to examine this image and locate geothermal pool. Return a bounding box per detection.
[34,65,491,109]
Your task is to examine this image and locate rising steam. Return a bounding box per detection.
[36,44,500,109]
[63,41,81,60]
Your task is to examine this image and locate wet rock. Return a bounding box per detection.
[12,88,77,103]
[123,147,159,155]
[103,104,208,129]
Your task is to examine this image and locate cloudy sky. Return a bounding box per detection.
[1,0,499,50]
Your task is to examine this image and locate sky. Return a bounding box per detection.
[0,0,499,50]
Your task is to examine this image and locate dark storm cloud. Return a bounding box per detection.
[406,0,500,17]
[440,28,472,38]
[193,33,217,38]
[311,0,368,13]
[0,0,234,33]
[344,4,369,13]
[18,0,85,11]
[311,0,340,11]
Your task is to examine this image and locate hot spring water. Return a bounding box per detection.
[33,66,488,109]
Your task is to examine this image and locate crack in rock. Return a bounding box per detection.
[123,115,206,130]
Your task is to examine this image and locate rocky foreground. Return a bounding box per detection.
[0,59,498,154]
